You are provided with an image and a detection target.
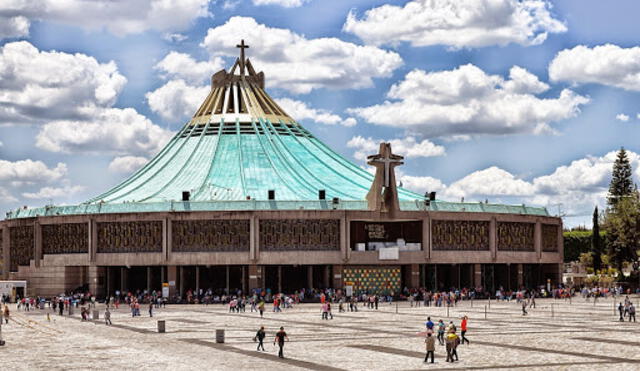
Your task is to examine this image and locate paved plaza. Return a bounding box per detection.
[1,297,639,370]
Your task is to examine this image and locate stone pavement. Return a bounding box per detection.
[1,297,639,370]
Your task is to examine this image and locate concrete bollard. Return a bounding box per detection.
[68,306,74,316]
[157,320,166,333]
[93,310,99,320]
[216,329,225,343]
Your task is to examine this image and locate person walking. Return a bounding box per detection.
[254,326,266,351]
[522,300,528,316]
[629,303,636,322]
[274,326,289,358]
[460,316,470,345]
[105,308,112,325]
[149,302,154,317]
[618,302,625,322]
[445,330,457,362]
[258,300,265,318]
[424,332,435,363]
[321,302,329,320]
[3,305,9,324]
[437,320,446,346]
[425,317,434,332]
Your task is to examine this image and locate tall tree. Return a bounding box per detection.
[608,147,634,207]
[605,193,640,273]
[592,206,602,272]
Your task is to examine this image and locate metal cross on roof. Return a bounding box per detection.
[367,143,404,188]
[236,39,249,76]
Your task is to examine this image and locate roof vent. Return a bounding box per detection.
[268,190,275,200]
[182,191,190,202]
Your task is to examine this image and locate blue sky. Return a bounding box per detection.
[1,0,640,227]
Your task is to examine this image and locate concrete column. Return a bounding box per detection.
[307,266,313,289]
[473,264,482,289]
[517,263,524,289]
[226,266,230,295]
[323,265,330,288]
[250,216,257,261]
[241,265,246,294]
[2,225,9,278]
[195,266,200,294]
[34,220,41,267]
[89,266,105,297]
[147,266,152,292]
[410,263,420,288]
[535,220,542,261]
[161,266,165,285]
[105,267,110,296]
[422,215,430,260]
[167,265,177,297]
[557,221,564,261]
[490,217,497,261]
[340,214,348,261]
[277,265,282,293]
[248,265,260,291]
[90,219,97,262]
[345,215,352,262]
[163,218,170,262]
[120,267,127,293]
[332,265,343,288]
[179,266,184,297]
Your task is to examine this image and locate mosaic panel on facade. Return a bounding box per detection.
[97,221,162,253]
[10,225,34,271]
[342,266,400,295]
[542,224,559,252]
[42,223,88,254]
[259,219,340,251]
[172,219,249,252]
[497,222,535,251]
[431,220,490,251]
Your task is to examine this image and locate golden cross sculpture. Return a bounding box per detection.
[236,39,249,75]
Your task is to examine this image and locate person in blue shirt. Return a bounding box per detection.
[425,317,434,332]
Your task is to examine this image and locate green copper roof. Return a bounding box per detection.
[4,51,549,220]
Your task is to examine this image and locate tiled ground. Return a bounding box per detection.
[2,297,639,370]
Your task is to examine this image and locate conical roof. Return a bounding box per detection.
[88,41,421,203]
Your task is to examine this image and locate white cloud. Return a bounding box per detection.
[348,64,588,137]
[347,135,445,161]
[0,41,127,125]
[276,98,356,126]
[445,166,535,199]
[35,108,173,157]
[549,44,640,91]
[343,0,566,49]
[399,175,446,195]
[0,159,67,185]
[163,33,188,43]
[22,185,85,200]
[0,15,29,39]
[1,0,212,39]
[155,52,224,85]
[201,16,403,94]
[0,187,17,203]
[616,113,630,122]
[108,156,148,174]
[146,80,210,122]
[252,0,308,7]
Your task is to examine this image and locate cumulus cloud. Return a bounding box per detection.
[154,52,224,85]
[252,0,308,7]
[201,16,403,94]
[445,166,535,199]
[22,185,85,200]
[0,187,17,203]
[347,135,445,161]
[108,156,149,174]
[343,0,566,49]
[35,108,173,157]
[0,41,127,125]
[0,0,212,39]
[0,15,29,39]
[276,98,356,126]
[0,159,67,185]
[399,175,447,195]
[616,113,630,122]
[549,44,640,91]
[348,64,588,138]
[146,80,210,122]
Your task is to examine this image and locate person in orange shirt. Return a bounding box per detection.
[460,316,470,345]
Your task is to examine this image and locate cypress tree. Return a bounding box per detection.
[591,206,602,272]
[608,147,634,207]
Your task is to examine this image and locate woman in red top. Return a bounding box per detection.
[460,316,470,345]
